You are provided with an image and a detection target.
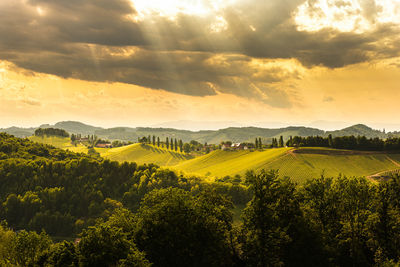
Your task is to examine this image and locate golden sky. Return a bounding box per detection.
[0,0,399,129]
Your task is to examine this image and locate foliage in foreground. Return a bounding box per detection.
[2,172,400,266]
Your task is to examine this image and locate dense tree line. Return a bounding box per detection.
[35,128,69,138]
[287,134,400,151]
[138,135,215,153]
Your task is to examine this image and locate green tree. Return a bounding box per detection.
[12,230,52,266]
[37,241,78,266]
[133,188,233,266]
[152,136,155,146]
[174,138,178,151]
[242,170,298,266]
[258,137,262,149]
[0,224,15,265]
[255,138,258,149]
[166,137,169,149]
[328,134,333,147]
[78,224,149,266]
[157,137,160,147]
[183,143,191,153]
[179,139,183,152]
[279,136,284,147]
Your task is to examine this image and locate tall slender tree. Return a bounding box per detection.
[157,137,160,147]
[279,136,284,147]
[152,136,156,146]
[166,137,169,149]
[179,140,183,152]
[328,134,333,147]
[255,138,259,149]
[258,138,262,149]
[174,138,178,151]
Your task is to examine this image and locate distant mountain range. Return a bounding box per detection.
[0,121,390,143]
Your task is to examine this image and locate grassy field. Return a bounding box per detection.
[173,148,290,178]
[174,147,400,183]
[267,149,400,183]
[97,143,193,166]
[29,135,88,153]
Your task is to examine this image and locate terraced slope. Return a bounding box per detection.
[173,148,290,178]
[174,147,400,183]
[267,149,400,183]
[98,144,193,166]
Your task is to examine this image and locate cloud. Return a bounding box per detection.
[0,0,399,107]
[323,96,335,102]
[21,98,42,106]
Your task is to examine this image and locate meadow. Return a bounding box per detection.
[97,143,192,166]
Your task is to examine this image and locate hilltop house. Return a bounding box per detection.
[96,143,112,148]
[221,142,255,150]
[221,143,231,150]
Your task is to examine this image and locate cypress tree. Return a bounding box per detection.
[272,138,278,148]
[152,135,156,146]
[255,138,258,149]
[157,137,160,147]
[179,140,183,152]
[259,137,262,149]
[279,136,284,147]
[166,137,169,149]
[174,138,178,151]
[328,134,333,147]
[288,136,293,146]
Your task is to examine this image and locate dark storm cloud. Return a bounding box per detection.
[0,0,399,105]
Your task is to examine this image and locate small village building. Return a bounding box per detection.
[221,143,231,150]
[96,143,112,148]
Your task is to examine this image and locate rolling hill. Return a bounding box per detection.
[96,143,193,166]
[173,147,400,183]
[173,148,290,178]
[28,135,88,153]
[1,121,389,142]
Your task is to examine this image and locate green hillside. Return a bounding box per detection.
[29,135,88,153]
[97,143,193,166]
[174,147,400,183]
[327,124,386,138]
[173,148,290,178]
[4,120,388,142]
[39,121,103,135]
[267,148,400,183]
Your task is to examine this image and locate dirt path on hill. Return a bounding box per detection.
[367,156,400,180]
[287,149,298,159]
[386,155,400,167]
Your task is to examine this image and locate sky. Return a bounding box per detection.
[0,0,400,130]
